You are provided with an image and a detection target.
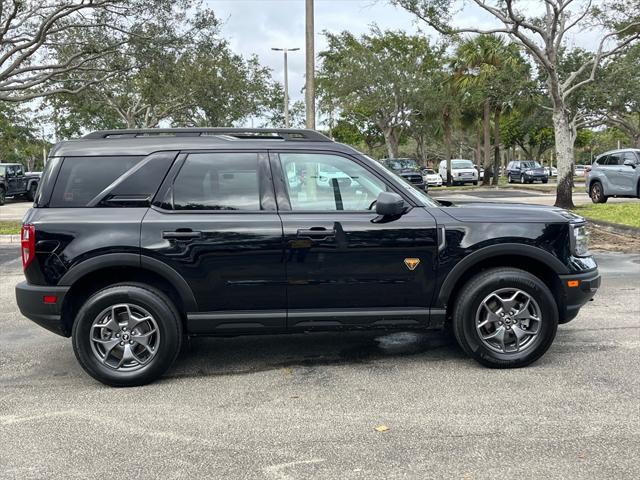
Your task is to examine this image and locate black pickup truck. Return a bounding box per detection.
[0,163,40,205]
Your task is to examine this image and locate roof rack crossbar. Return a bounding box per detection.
[83,128,332,142]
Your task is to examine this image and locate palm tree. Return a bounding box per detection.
[453,35,528,185]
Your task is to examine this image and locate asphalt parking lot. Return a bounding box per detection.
[0,245,638,479]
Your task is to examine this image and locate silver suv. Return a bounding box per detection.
[586,148,640,203]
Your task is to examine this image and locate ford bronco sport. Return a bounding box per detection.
[16,128,600,386]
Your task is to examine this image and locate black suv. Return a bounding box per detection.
[0,163,40,205]
[380,158,427,191]
[16,128,600,386]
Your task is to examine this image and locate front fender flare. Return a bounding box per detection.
[437,243,569,306]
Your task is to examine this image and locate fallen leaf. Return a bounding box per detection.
[374,424,389,432]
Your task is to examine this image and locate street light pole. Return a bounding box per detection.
[305,0,315,130]
[272,47,300,128]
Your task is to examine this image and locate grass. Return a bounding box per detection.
[576,203,640,229]
[0,220,21,235]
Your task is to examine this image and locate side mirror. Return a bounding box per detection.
[375,191,405,217]
[623,159,637,168]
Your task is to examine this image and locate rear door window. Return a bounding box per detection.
[50,156,143,207]
[171,152,261,211]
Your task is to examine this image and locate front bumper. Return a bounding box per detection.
[15,281,70,337]
[524,174,549,182]
[558,269,601,324]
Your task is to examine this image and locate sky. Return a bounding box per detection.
[207,0,434,103]
[206,0,599,107]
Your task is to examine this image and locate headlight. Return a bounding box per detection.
[572,224,589,257]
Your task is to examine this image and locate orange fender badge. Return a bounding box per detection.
[404,258,420,271]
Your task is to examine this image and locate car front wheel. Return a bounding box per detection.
[72,283,183,387]
[0,187,5,206]
[452,267,558,368]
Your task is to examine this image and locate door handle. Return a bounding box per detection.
[296,227,336,241]
[162,229,202,239]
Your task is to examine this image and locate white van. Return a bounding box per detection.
[439,159,479,185]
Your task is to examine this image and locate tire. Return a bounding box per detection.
[26,183,37,202]
[72,283,183,387]
[542,179,548,184]
[507,174,512,184]
[0,187,5,206]
[589,181,608,204]
[472,181,478,186]
[452,267,558,369]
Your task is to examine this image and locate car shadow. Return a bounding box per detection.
[167,330,464,380]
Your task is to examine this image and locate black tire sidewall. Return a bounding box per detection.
[454,269,558,368]
[72,285,182,386]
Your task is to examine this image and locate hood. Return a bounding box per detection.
[436,200,584,224]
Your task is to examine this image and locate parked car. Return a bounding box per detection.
[544,166,558,177]
[16,128,600,386]
[381,158,427,191]
[574,164,589,177]
[506,160,549,184]
[438,159,478,185]
[0,163,40,205]
[586,148,640,203]
[422,168,443,187]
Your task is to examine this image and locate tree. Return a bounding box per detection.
[501,108,555,161]
[330,114,385,156]
[49,6,273,133]
[261,83,306,128]
[589,44,640,147]
[394,0,640,208]
[0,0,168,102]
[317,27,443,159]
[0,103,49,170]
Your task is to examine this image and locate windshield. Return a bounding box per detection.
[387,159,418,170]
[521,161,541,168]
[451,160,473,169]
[368,156,439,207]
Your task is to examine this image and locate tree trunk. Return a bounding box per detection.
[443,110,453,186]
[383,127,399,159]
[492,106,501,186]
[482,97,491,186]
[552,108,575,209]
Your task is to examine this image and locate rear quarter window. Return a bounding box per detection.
[50,156,143,207]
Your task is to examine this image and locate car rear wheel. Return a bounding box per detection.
[72,283,182,387]
[452,267,558,368]
[589,181,607,203]
[0,187,5,206]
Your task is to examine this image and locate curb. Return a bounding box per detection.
[587,219,640,237]
[0,234,20,244]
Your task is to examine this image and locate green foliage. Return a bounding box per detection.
[49,2,274,134]
[0,103,49,170]
[317,27,445,157]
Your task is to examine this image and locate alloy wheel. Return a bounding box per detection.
[90,303,160,371]
[475,288,542,354]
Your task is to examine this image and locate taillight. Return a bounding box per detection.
[21,224,35,271]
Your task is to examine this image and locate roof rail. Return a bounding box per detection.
[82,128,332,142]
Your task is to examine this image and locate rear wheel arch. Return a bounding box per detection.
[60,258,197,334]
